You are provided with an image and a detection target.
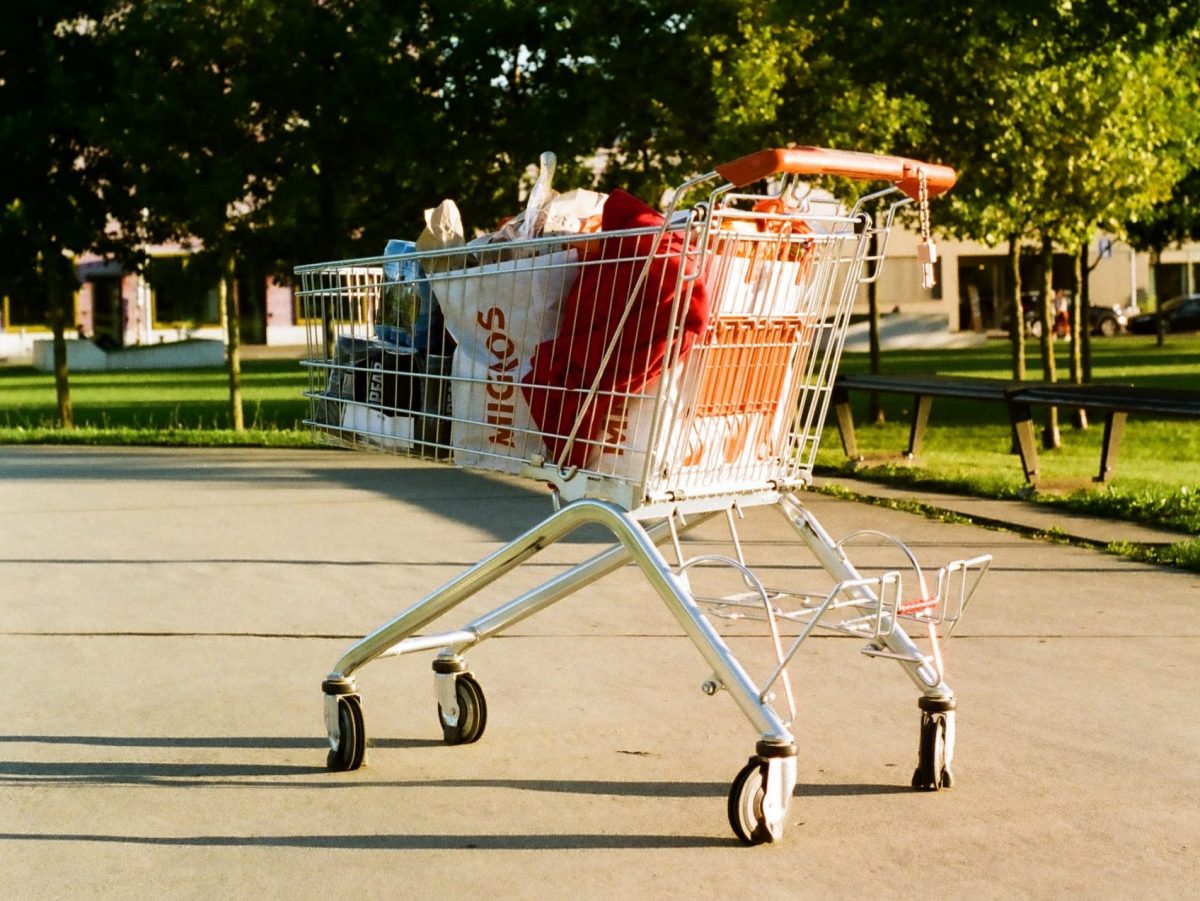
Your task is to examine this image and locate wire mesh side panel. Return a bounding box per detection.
[298,189,885,509]
[302,244,504,457]
[297,220,705,476]
[639,200,872,505]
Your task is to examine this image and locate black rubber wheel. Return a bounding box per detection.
[439,673,487,745]
[728,760,772,845]
[327,694,366,772]
[1098,316,1118,338]
[911,713,950,791]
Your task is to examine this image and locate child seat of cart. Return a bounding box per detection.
[511,186,825,495]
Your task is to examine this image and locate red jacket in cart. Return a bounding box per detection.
[523,189,710,469]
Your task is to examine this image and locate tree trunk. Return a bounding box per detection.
[867,216,885,424]
[1147,248,1158,303]
[1152,248,1166,348]
[1007,237,1025,380]
[45,260,74,430]
[1079,243,1093,383]
[222,255,244,431]
[1038,236,1060,449]
[1070,246,1087,430]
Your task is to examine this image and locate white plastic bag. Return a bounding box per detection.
[471,152,607,252]
[415,199,465,270]
[433,249,581,472]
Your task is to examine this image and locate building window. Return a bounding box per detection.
[146,254,221,327]
[3,291,51,330]
[1155,263,1186,301]
[1153,261,1200,302]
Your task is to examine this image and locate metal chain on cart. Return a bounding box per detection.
[917,168,938,289]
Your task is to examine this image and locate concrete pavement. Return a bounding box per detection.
[1,446,1197,899]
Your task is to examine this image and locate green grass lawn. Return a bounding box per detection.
[1,335,1197,558]
[0,357,315,447]
[820,334,1200,492]
[817,333,1200,544]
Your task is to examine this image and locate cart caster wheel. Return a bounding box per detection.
[439,672,487,746]
[327,694,366,772]
[912,712,952,791]
[728,760,773,845]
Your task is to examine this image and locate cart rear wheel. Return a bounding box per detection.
[439,673,487,745]
[912,712,951,791]
[327,694,366,772]
[728,760,773,845]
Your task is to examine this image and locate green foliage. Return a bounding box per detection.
[1107,539,1200,572]
[1126,166,1200,253]
[0,4,127,253]
[1054,485,1200,534]
[7,0,1200,435]
[706,8,818,152]
[0,2,140,321]
[699,0,930,197]
[920,9,1200,249]
[9,1,1200,280]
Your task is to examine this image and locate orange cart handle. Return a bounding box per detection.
[715,146,957,199]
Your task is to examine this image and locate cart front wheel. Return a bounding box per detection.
[912,712,952,790]
[728,760,773,845]
[327,694,366,772]
[439,673,487,745]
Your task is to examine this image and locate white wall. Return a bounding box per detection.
[867,225,1169,331]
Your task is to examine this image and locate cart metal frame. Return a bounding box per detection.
[297,147,990,844]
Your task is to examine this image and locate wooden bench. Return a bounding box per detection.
[831,374,1019,460]
[832,373,1200,486]
[1006,384,1200,484]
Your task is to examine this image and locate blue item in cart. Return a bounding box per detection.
[382,239,421,285]
[382,239,442,353]
[373,324,408,347]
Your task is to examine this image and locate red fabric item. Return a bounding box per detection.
[523,189,709,468]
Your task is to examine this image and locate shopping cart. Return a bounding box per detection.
[297,147,991,844]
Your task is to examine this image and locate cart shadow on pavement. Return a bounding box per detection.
[0,748,909,807]
[0,447,576,545]
[0,734,910,799]
[0,831,729,850]
[298,461,643,545]
[0,734,424,750]
[0,730,910,850]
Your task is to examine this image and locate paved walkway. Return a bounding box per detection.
[1,447,1197,899]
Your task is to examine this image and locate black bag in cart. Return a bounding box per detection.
[318,337,422,449]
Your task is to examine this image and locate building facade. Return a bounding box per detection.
[1,228,1196,364]
[0,245,305,363]
[868,227,1194,333]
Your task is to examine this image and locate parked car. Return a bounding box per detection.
[999,291,1052,338]
[1128,294,1200,334]
[1009,292,1129,338]
[1088,303,1129,337]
